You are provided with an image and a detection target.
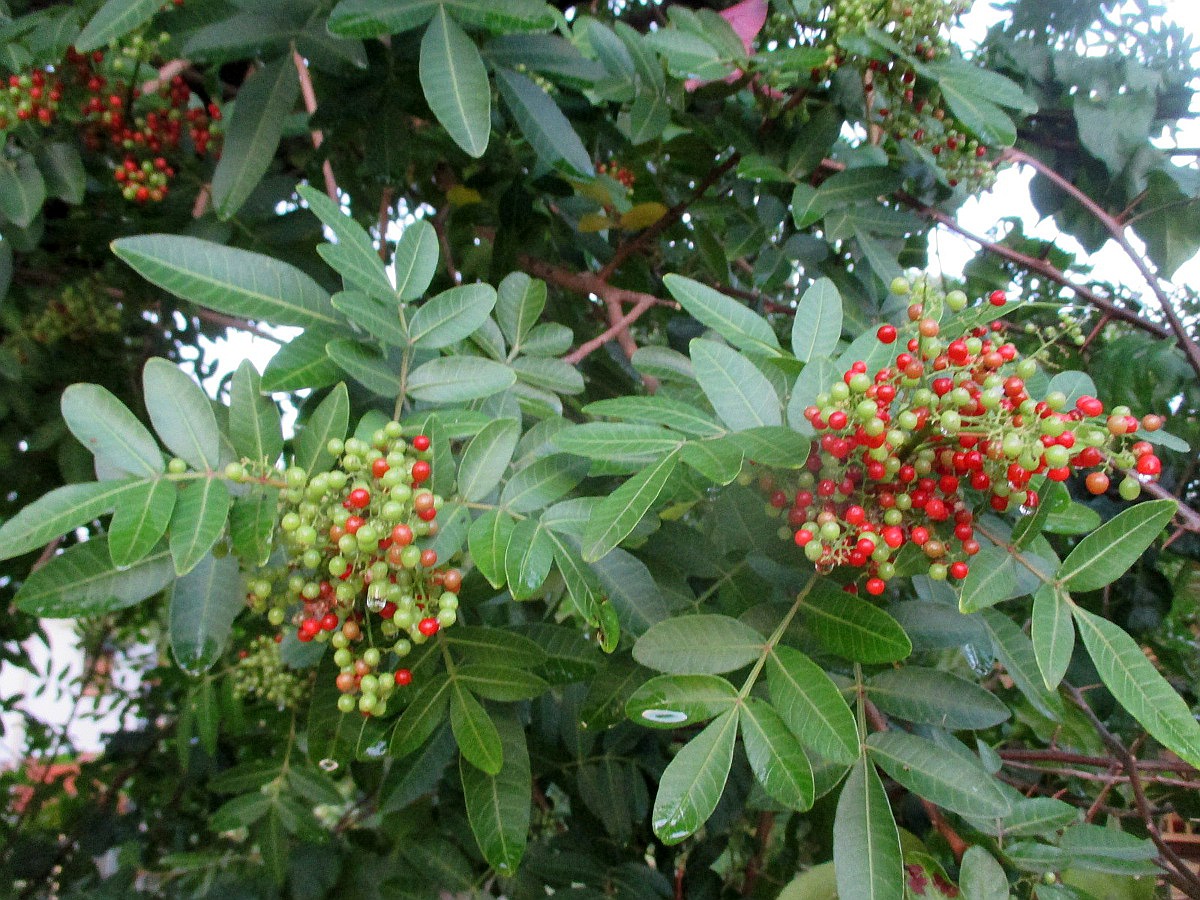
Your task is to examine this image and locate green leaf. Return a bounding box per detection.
[740,698,815,811]
[169,552,243,674]
[113,235,339,329]
[211,793,272,831]
[500,453,589,513]
[1072,605,1200,769]
[680,438,743,484]
[297,184,394,302]
[212,57,299,219]
[326,338,402,396]
[15,538,174,617]
[109,478,176,567]
[467,508,515,588]
[229,361,283,464]
[511,356,584,395]
[1031,584,1074,690]
[495,271,546,350]
[261,329,343,391]
[981,609,1064,721]
[521,321,573,357]
[496,67,593,176]
[959,846,1008,900]
[553,423,685,461]
[446,626,546,668]
[1002,797,1079,837]
[582,449,679,561]
[392,219,439,301]
[725,427,811,468]
[331,290,407,346]
[379,725,457,813]
[455,665,549,701]
[791,278,842,363]
[408,283,497,348]
[329,0,440,36]
[503,518,554,599]
[584,397,724,437]
[663,274,782,356]
[390,677,452,759]
[691,338,782,431]
[230,489,278,567]
[0,150,43,228]
[61,384,163,477]
[833,757,903,900]
[651,708,739,844]
[35,142,86,205]
[420,8,491,158]
[814,166,902,212]
[625,674,737,728]
[460,709,531,876]
[406,356,516,403]
[76,0,161,51]
[458,418,519,501]
[867,731,1011,818]
[143,359,221,472]
[957,546,1018,613]
[866,667,1010,730]
[450,684,503,774]
[1056,499,1177,592]
[168,479,231,576]
[0,479,141,562]
[798,582,911,663]
[933,67,1017,146]
[633,614,763,675]
[766,646,859,765]
[294,383,350,475]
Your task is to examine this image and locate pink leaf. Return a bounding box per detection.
[720,0,768,54]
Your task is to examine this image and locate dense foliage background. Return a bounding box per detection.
[2,0,1200,897]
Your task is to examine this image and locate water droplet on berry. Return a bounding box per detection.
[642,709,689,725]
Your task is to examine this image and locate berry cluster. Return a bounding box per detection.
[596,160,636,191]
[62,38,221,202]
[0,69,63,130]
[232,635,311,709]
[765,276,1161,594]
[813,0,996,191]
[24,276,122,344]
[236,423,462,718]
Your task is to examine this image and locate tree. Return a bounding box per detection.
[1,0,1199,896]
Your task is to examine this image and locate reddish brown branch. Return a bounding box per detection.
[1065,684,1200,898]
[292,48,339,203]
[1002,147,1200,382]
[432,204,461,285]
[599,153,740,280]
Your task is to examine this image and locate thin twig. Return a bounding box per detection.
[1065,684,1200,898]
[191,308,284,344]
[564,295,657,365]
[1003,148,1200,382]
[432,204,461,285]
[291,48,338,202]
[140,59,190,95]
[377,187,394,264]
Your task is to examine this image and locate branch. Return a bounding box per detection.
[599,153,741,280]
[140,59,190,95]
[190,308,284,344]
[564,294,658,365]
[1065,684,1200,898]
[432,204,461,285]
[1003,147,1200,382]
[291,48,339,203]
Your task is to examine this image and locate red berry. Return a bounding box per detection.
[411,460,431,483]
[876,324,897,344]
[866,578,886,596]
[420,548,438,568]
[348,488,371,508]
[988,290,1007,306]
[391,523,414,546]
[371,458,390,478]
[794,529,814,546]
[321,613,339,631]
[412,434,431,452]
[394,669,413,686]
[1136,454,1162,476]
[418,617,440,636]
[949,561,969,580]
[1085,472,1110,495]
